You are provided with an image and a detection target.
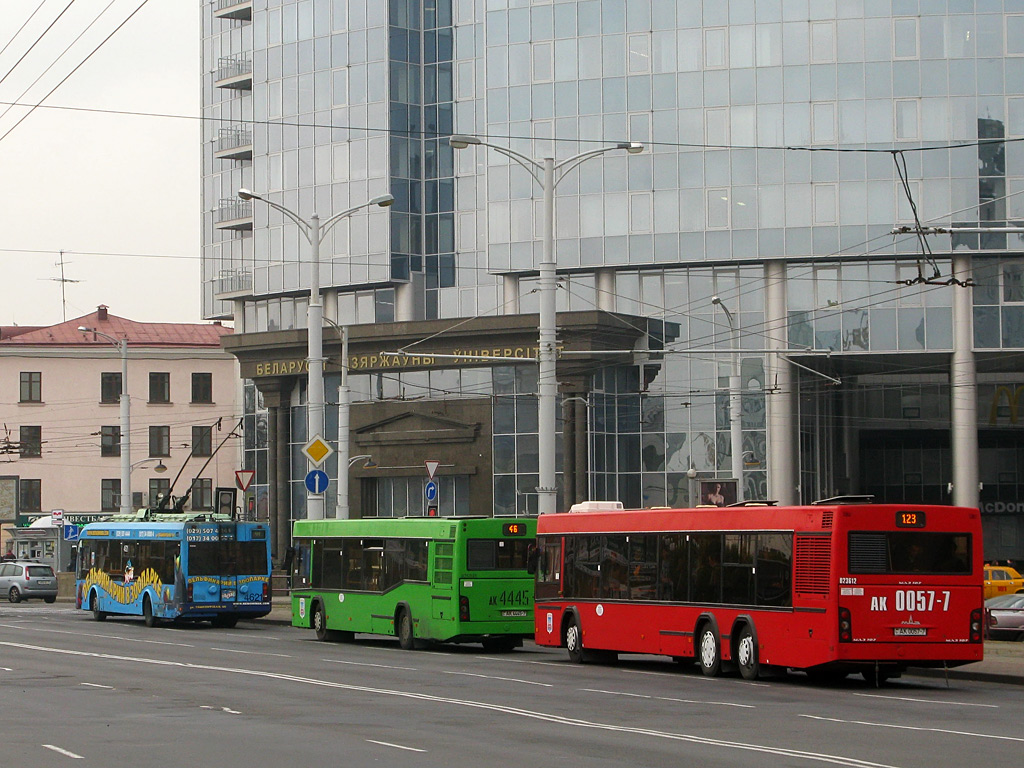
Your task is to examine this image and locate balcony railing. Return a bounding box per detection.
[215,56,252,90]
[215,126,253,161]
[214,0,252,21]
[214,199,253,230]
[214,268,253,298]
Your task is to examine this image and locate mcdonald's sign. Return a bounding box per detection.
[989,385,1024,425]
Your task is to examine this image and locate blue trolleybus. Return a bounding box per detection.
[76,512,272,628]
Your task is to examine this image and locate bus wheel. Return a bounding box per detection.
[397,609,416,650]
[143,596,157,628]
[90,592,106,622]
[698,625,722,677]
[737,625,759,681]
[313,603,332,642]
[565,617,585,664]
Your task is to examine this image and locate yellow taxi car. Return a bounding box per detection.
[984,564,1024,600]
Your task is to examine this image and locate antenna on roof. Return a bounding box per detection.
[43,251,81,322]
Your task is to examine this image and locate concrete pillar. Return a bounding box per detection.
[503,274,520,315]
[951,253,980,509]
[765,260,799,505]
[596,269,615,312]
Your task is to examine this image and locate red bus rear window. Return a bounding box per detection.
[847,532,970,575]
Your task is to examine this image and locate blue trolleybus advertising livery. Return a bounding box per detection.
[76,511,272,628]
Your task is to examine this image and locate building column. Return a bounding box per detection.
[574,396,588,503]
[765,260,799,505]
[254,377,293,566]
[951,253,980,509]
[595,269,615,311]
[503,274,520,315]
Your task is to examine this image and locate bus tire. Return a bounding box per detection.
[90,592,106,622]
[312,602,332,642]
[143,595,157,628]
[736,625,759,681]
[565,616,585,664]
[397,609,416,650]
[698,624,722,677]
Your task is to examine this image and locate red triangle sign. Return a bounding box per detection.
[235,470,256,492]
[425,460,440,480]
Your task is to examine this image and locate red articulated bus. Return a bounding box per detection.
[533,498,984,684]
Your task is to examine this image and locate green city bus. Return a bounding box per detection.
[290,516,536,651]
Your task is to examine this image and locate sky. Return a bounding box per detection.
[0,0,203,328]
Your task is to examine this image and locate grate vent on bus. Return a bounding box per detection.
[847,533,888,573]
[793,535,831,595]
[820,511,833,529]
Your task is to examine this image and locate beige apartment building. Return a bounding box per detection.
[0,306,239,547]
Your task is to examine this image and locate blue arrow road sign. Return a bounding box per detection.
[425,481,438,501]
[304,469,330,495]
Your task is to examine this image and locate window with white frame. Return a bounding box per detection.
[707,189,731,229]
[895,99,919,140]
[893,17,919,59]
[810,21,836,63]
[704,28,728,68]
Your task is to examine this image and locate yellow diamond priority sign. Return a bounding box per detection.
[301,434,334,467]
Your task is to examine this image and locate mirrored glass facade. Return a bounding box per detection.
[203,1,1024,560]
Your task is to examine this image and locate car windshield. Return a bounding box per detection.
[986,594,1024,608]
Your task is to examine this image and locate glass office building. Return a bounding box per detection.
[202,1,1024,561]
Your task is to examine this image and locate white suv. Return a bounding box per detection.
[0,561,58,603]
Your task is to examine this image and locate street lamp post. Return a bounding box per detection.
[711,296,744,502]
[78,326,131,514]
[450,135,643,515]
[238,189,394,520]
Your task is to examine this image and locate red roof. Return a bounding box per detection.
[0,308,232,348]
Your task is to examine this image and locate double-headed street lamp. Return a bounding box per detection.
[78,326,131,514]
[449,135,643,515]
[238,189,394,520]
[711,296,744,502]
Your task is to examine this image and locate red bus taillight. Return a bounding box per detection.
[186,584,193,603]
[262,581,269,601]
[970,608,983,643]
[459,595,470,621]
[839,606,852,642]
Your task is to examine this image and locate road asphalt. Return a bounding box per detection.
[52,595,1023,685]
[252,597,1024,686]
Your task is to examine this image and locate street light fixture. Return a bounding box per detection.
[238,188,394,520]
[78,325,132,514]
[711,296,744,502]
[450,135,644,515]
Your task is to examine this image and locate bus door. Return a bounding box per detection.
[431,540,455,620]
[463,535,534,624]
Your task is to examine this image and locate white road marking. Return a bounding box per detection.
[2,640,905,768]
[444,670,552,687]
[321,659,417,671]
[853,692,997,708]
[0,623,194,648]
[80,683,114,689]
[0,667,11,671]
[211,647,292,658]
[582,688,755,709]
[366,741,425,753]
[366,739,427,753]
[475,656,565,667]
[200,705,242,715]
[800,714,1023,743]
[42,745,83,759]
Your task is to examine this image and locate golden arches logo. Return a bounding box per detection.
[989,385,1024,425]
[84,567,164,606]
